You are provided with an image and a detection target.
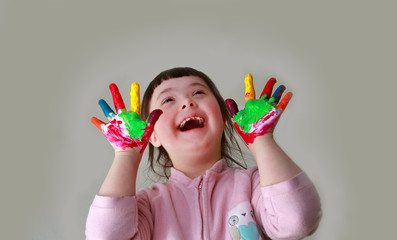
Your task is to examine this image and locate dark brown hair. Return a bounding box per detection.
[141,67,246,178]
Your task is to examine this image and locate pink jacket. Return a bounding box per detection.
[86,160,322,240]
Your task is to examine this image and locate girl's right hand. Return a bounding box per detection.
[91,83,162,153]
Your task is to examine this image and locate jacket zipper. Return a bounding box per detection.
[198,178,204,239]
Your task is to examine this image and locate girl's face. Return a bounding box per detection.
[149,76,225,155]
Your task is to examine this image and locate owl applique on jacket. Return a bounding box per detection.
[227,201,261,240]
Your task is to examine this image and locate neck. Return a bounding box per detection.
[170,148,222,179]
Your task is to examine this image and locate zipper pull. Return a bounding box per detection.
[198,179,203,190]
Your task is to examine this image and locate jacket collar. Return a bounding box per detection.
[169,159,227,185]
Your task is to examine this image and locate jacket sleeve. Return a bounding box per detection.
[251,171,322,240]
[85,192,153,240]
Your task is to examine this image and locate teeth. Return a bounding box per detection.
[179,117,204,129]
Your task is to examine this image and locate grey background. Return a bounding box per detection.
[1,0,395,239]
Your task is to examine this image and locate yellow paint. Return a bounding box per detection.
[130,82,140,115]
[244,73,255,101]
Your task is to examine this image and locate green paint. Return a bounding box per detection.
[233,94,276,133]
[119,111,147,140]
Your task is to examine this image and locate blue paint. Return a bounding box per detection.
[272,85,286,104]
[99,99,115,118]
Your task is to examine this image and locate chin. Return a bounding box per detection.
[185,135,222,152]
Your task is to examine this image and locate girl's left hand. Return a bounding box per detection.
[226,74,292,144]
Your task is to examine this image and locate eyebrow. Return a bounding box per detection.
[155,82,209,102]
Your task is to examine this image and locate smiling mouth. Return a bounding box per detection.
[178,117,204,131]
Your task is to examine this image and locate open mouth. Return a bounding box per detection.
[178,117,205,132]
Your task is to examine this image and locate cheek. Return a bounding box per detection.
[210,109,226,135]
[212,105,224,125]
[153,112,172,135]
[153,117,164,133]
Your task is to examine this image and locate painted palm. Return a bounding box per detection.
[226,74,292,144]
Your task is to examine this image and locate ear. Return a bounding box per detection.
[222,113,227,126]
[149,130,162,147]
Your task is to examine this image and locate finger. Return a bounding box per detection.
[271,85,286,104]
[90,117,105,131]
[259,78,277,100]
[225,99,239,118]
[130,82,140,116]
[244,73,255,101]
[277,92,293,110]
[109,83,126,113]
[98,99,115,119]
[140,109,163,154]
[147,109,163,127]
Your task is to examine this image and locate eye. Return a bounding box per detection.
[161,97,174,105]
[193,90,205,95]
[228,215,239,226]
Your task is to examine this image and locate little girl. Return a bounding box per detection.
[86,67,322,240]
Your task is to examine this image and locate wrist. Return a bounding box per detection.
[248,133,276,152]
[114,147,142,164]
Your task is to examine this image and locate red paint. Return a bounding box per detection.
[225,99,239,118]
[109,83,126,112]
[147,109,163,126]
[104,119,138,149]
[102,114,159,153]
[260,78,277,100]
[233,109,281,144]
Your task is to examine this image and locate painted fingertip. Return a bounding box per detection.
[277,92,293,110]
[244,73,255,101]
[225,99,239,118]
[260,78,277,100]
[91,117,105,131]
[109,83,118,91]
[98,99,115,118]
[272,85,286,104]
[109,83,126,112]
[147,109,163,125]
[130,82,140,115]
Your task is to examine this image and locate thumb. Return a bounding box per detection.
[225,99,239,118]
[147,109,163,127]
[139,109,163,154]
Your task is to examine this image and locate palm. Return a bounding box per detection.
[226,74,292,144]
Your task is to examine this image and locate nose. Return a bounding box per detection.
[180,98,197,110]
